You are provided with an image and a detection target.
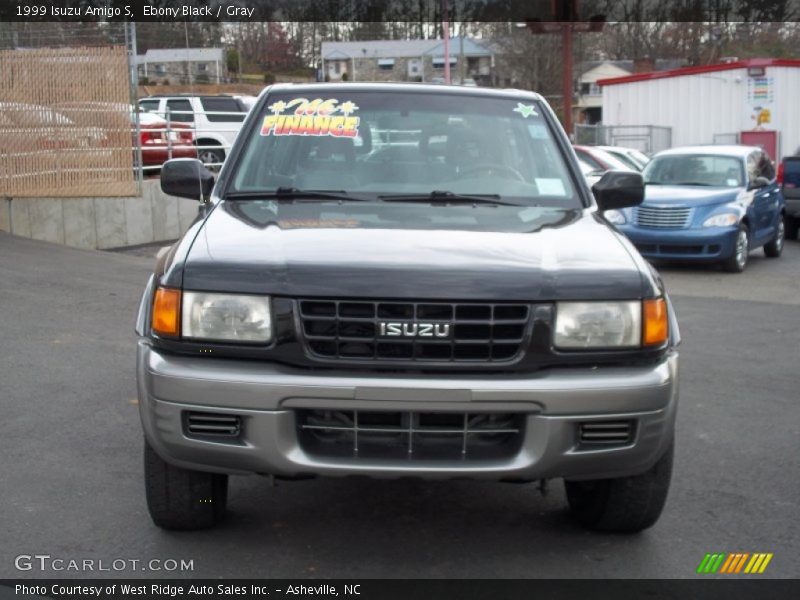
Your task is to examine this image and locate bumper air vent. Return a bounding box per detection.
[183,412,242,441]
[578,420,635,447]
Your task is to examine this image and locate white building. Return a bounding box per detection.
[599,58,800,160]
[575,59,687,125]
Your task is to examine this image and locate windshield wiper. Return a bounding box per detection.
[378,190,522,206]
[224,188,368,202]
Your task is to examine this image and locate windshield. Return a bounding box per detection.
[604,149,642,171]
[643,154,744,187]
[228,91,581,208]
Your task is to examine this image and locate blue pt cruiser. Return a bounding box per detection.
[606,146,785,272]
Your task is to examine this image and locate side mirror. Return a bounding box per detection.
[592,170,644,211]
[748,176,770,190]
[161,158,214,201]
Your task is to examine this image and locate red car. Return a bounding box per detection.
[137,112,196,168]
[573,145,636,173]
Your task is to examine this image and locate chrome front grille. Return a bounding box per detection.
[298,299,530,363]
[634,206,692,228]
[297,410,525,461]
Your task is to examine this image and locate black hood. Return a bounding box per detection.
[180,204,648,301]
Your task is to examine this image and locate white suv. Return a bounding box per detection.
[138,95,248,167]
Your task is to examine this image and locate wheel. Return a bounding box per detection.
[721,223,750,272]
[144,439,228,530]
[564,438,673,533]
[764,215,785,257]
[786,216,799,240]
[197,146,225,169]
[565,440,673,533]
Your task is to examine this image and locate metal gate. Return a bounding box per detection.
[574,125,672,154]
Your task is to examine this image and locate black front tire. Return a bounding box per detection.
[144,439,228,530]
[763,215,785,257]
[721,223,750,272]
[564,439,674,533]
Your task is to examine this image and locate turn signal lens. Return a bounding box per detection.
[643,298,668,346]
[152,287,181,337]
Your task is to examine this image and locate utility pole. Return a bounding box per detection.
[443,0,451,84]
[459,23,465,84]
[524,0,604,139]
[126,22,143,191]
[561,23,573,135]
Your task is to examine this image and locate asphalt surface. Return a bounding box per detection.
[1,231,798,579]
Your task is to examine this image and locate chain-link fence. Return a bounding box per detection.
[0,21,255,196]
[574,125,673,155]
[0,46,137,197]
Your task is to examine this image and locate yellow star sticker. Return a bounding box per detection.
[339,101,359,115]
[268,100,287,114]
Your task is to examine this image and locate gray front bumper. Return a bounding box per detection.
[137,341,678,481]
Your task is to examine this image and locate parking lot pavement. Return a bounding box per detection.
[1,231,798,579]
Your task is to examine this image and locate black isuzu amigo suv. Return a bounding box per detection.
[136,83,680,532]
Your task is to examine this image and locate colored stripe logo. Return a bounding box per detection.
[696,553,773,574]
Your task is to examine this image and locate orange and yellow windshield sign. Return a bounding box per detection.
[260,97,360,138]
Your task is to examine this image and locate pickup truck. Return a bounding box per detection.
[135,83,680,533]
[780,154,800,238]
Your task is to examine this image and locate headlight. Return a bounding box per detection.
[555,301,641,348]
[182,292,272,343]
[603,209,626,225]
[703,213,738,228]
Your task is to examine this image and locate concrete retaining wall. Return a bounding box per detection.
[0,180,201,250]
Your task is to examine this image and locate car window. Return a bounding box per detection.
[783,157,800,186]
[592,149,636,171]
[577,158,598,176]
[200,97,246,122]
[166,99,193,123]
[230,91,581,208]
[629,149,651,167]
[139,99,160,114]
[606,149,641,171]
[643,154,744,187]
[574,149,602,171]
[746,153,759,183]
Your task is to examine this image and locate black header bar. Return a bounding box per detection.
[2,579,800,600]
[0,0,798,22]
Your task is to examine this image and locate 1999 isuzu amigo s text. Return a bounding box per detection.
[135,83,680,532]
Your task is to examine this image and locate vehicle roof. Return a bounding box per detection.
[654,145,760,158]
[260,82,543,102]
[596,145,644,155]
